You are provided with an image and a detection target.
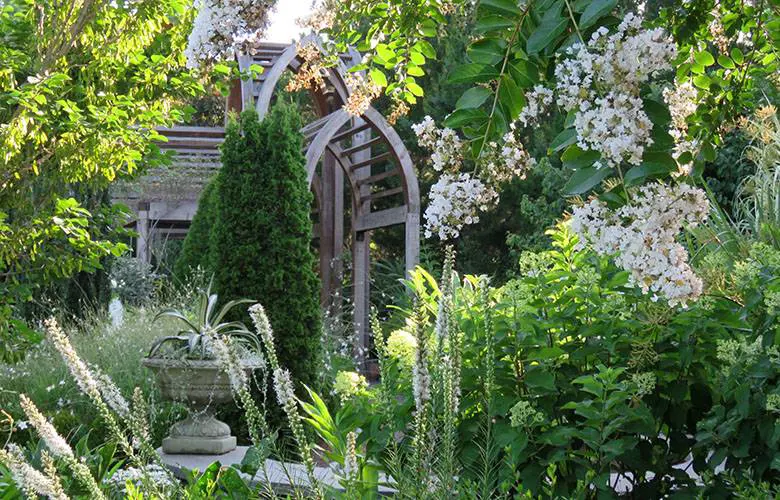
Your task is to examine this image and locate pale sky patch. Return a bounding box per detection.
[266,0,315,43]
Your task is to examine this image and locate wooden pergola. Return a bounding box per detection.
[231,38,420,357]
[121,37,420,360]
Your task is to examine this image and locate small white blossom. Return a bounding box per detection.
[570,182,709,307]
[185,0,274,69]
[19,395,72,458]
[0,445,67,500]
[424,173,497,240]
[273,367,295,407]
[518,85,554,127]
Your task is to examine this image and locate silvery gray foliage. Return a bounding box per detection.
[109,256,160,307]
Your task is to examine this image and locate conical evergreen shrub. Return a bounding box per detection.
[173,178,218,281]
[211,105,321,389]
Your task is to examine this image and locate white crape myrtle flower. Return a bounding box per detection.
[411,116,438,149]
[412,116,465,172]
[554,13,676,167]
[479,132,536,184]
[19,394,72,458]
[424,173,497,240]
[518,85,554,127]
[185,0,275,69]
[570,182,709,307]
[574,91,653,167]
[663,82,699,175]
[663,82,698,134]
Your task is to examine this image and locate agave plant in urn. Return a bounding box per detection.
[143,284,262,454]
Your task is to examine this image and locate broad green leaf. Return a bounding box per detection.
[407,65,425,76]
[526,1,567,54]
[694,50,715,67]
[731,47,744,64]
[717,55,736,69]
[414,40,436,59]
[624,154,676,186]
[409,51,425,65]
[507,59,539,88]
[407,81,424,96]
[475,14,517,34]
[369,68,388,87]
[561,144,600,169]
[480,0,522,15]
[693,74,711,90]
[468,38,507,65]
[443,108,488,128]
[498,74,525,117]
[563,165,613,195]
[579,0,617,29]
[643,98,671,126]
[548,128,576,153]
[525,368,556,391]
[456,87,492,109]
[447,63,500,85]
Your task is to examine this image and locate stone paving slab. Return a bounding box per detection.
[158,446,395,495]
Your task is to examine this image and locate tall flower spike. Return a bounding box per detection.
[41,451,68,500]
[412,301,430,410]
[249,303,279,368]
[19,394,73,458]
[212,335,249,390]
[45,318,102,403]
[0,445,67,500]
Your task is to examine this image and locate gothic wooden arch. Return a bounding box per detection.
[231,38,421,358]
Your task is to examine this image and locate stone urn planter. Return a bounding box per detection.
[142,357,257,455]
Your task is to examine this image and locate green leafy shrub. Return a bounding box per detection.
[313,223,779,497]
[173,178,219,281]
[210,105,321,389]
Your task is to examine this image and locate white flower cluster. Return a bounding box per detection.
[411,116,464,172]
[518,85,554,127]
[424,173,497,240]
[479,132,536,184]
[570,182,709,307]
[664,82,698,133]
[184,0,274,69]
[509,400,544,428]
[663,82,699,175]
[211,335,249,390]
[19,394,72,459]
[413,116,535,240]
[0,445,66,500]
[273,367,295,407]
[550,13,676,167]
[104,464,176,494]
[573,91,653,167]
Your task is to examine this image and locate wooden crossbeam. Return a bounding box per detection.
[301,114,332,137]
[350,152,391,170]
[354,206,407,231]
[340,136,382,156]
[331,122,372,142]
[360,186,403,204]
[356,167,399,186]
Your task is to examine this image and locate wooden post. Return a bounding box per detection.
[136,204,150,264]
[319,152,336,310]
[352,230,370,367]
